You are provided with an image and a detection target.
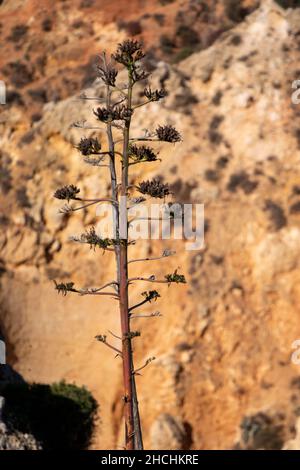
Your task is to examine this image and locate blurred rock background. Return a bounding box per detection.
[1,0,300,449]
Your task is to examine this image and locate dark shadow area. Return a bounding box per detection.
[0,381,98,449]
[275,1,300,7]
[235,412,285,450]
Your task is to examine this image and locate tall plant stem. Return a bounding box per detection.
[119,73,135,450]
[106,82,120,282]
[104,56,143,450]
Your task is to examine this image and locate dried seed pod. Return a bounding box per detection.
[164,269,186,284]
[129,144,158,163]
[144,87,167,102]
[54,280,77,296]
[112,39,145,66]
[93,107,113,123]
[137,179,170,199]
[95,334,107,343]
[76,137,101,155]
[72,227,113,250]
[114,104,133,121]
[54,185,80,201]
[93,105,132,122]
[156,124,182,143]
[97,63,118,86]
[71,227,130,251]
[141,290,160,302]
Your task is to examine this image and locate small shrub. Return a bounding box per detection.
[31,113,42,123]
[41,18,52,32]
[0,215,9,225]
[6,89,24,106]
[173,90,198,108]
[27,87,47,103]
[125,21,142,36]
[227,171,258,195]
[172,47,196,64]
[238,412,284,450]
[291,376,300,389]
[160,35,176,55]
[72,19,85,29]
[204,169,219,182]
[216,155,229,168]
[0,166,12,194]
[212,90,223,106]
[295,129,300,150]
[80,0,94,7]
[230,34,242,46]
[1,381,98,449]
[35,55,47,74]
[170,178,197,202]
[153,14,165,26]
[81,54,98,88]
[224,0,253,23]
[19,130,35,146]
[210,254,224,265]
[208,115,224,145]
[210,115,224,129]
[2,61,34,88]
[264,200,287,231]
[275,0,300,7]
[292,185,300,195]
[7,25,28,42]
[16,187,31,208]
[290,201,300,214]
[176,25,199,48]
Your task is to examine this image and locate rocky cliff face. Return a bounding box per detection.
[1,0,300,449]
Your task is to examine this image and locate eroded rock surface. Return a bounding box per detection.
[1,0,300,449]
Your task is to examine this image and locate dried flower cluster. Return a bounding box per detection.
[156,124,182,143]
[112,39,149,83]
[54,281,77,296]
[141,290,161,302]
[164,269,186,284]
[137,178,170,199]
[76,137,101,155]
[131,66,149,83]
[129,144,158,163]
[93,105,132,123]
[71,227,118,250]
[97,62,118,87]
[112,39,145,67]
[71,227,132,250]
[144,87,167,102]
[54,185,80,201]
[95,334,107,343]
